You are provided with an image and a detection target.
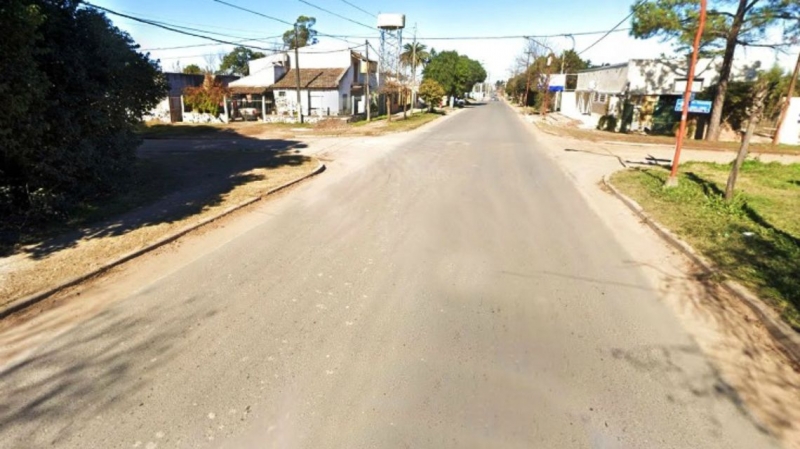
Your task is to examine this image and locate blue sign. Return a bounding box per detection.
[675,98,712,114]
[548,86,564,92]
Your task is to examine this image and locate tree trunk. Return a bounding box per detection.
[403,88,407,119]
[725,81,768,201]
[707,0,747,142]
[386,95,392,122]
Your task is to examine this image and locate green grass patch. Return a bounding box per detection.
[136,121,311,139]
[612,161,800,330]
[384,112,444,132]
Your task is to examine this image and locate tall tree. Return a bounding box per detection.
[1,1,166,220]
[400,42,430,74]
[182,64,203,75]
[283,16,318,49]
[423,51,487,100]
[219,46,266,76]
[631,0,795,141]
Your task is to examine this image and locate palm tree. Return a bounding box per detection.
[400,42,430,77]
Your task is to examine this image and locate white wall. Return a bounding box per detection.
[275,88,348,116]
[627,59,719,95]
[576,64,629,94]
[288,45,352,70]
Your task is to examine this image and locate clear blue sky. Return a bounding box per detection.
[92,0,797,80]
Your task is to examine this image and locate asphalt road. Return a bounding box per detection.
[0,102,779,448]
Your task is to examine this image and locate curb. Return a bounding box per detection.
[602,175,800,367]
[0,160,326,320]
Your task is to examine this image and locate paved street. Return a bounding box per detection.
[0,102,779,448]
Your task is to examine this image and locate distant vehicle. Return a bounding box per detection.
[455,99,466,107]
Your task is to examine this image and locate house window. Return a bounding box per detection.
[278,91,286,97]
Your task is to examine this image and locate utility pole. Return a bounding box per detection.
[365,40,371,122]
[294,23,303,124]
[410,23,417,114]
[541,53,555,116]
[772,51,800,145]
[523,50,532,107]
[666,0,707,187]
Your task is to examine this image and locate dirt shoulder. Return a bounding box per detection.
[0,138,319,306]
[137,110,446,140]
[535,117,800,156]
[517,109,800,447]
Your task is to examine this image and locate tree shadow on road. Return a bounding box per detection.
[0,294,217,447]
[0,134,309,260]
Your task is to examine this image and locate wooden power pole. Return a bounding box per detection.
[666,0,707,187]
[294,23,303,124]
[365,40,371,122]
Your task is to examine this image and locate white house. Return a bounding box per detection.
[228,42,378,120]
[561,58,760,133]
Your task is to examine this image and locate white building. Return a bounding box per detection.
[560,58,762,134]
[228,42,378,120]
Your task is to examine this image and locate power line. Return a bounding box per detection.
[578,3,644,55]
[212,0,374,46]
[84,3,280,52]
[142,36,285,51]
[337,0,377,19]
[211,0,295,26]
[157,43,367,61]
[111,8,287,36]
[296,0,375,31]
[415,28,631,41]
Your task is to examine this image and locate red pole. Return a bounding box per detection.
[667,0,707,187]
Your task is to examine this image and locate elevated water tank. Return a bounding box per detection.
[377,13,405,30]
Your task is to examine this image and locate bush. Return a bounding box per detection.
[0,1,166,223]
[597,114,618,132]
[184,74,230,116]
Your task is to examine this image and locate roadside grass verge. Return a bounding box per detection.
[538,122,800,156]
[611,161,800,330]
[384,111,444,132]
[0,159,176,256]
[137,112,443,139]
[0,145,317,305]
[136,121,309,139]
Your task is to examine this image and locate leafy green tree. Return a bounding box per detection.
[423,51,487,100]
[631,0,796,141]
[283,16,318,49]
[219,46,265,76]
[0,1,166,221]
[418,79,445,111]
[698,64,789,132]
[182,64,203,75]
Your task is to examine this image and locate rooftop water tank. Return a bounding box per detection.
[377,14,405,30]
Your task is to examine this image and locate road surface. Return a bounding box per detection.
[0,102,778,448]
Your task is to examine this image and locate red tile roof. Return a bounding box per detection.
[271,68,348,90]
